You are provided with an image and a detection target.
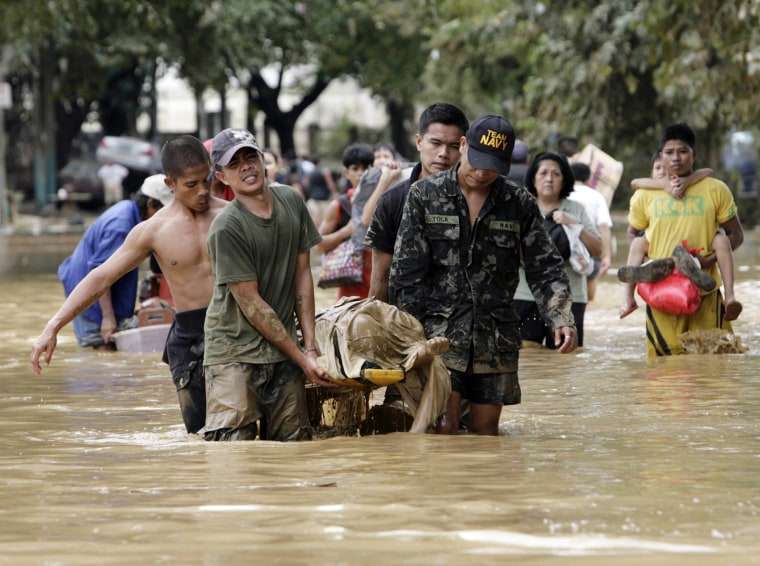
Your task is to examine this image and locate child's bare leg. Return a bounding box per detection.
[619,236,649,318]
[713,232,742,321]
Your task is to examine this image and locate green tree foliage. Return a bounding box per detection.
[423,0,760,207]
[331,1,436,158]
[181,0,352,156]
[2,0,760,214]
[2,0,165,168]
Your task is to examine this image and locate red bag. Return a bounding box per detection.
[637,268,701,316]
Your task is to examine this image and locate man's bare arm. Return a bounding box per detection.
[293,252,318,355]
[598,224,612,276]
[632,168,713,197]
[315,201,350,254]
[361,166,402,228]
[97,288,117,344]
[368,249,393,303]
[721,215,744,251]
[30,223,154,373]
[228,263,333,387]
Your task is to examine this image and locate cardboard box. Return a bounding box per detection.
[571,144,624,208]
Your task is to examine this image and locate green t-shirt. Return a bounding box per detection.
[204,186,321,365]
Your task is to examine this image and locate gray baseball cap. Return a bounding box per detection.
[211,128,263,167]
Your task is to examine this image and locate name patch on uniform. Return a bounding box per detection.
[425,214,459,225]
[489,220,519,232]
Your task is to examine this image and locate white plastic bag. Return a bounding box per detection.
[562,223,594,276]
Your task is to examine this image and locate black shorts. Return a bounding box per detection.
[163,308,207,433]
[449,368,521,406]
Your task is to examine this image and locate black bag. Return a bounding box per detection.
[543,209,571,260]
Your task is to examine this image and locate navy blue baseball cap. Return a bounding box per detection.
[465,114,516,175]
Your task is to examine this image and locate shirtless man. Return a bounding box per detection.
[31,135,227,433]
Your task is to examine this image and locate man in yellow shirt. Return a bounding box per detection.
[626,123,744,356]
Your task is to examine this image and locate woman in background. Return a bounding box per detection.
[513,152,601,348]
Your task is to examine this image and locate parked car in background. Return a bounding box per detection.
[95,136,163,198]
[56,158,104,209]
[96,136,162,173]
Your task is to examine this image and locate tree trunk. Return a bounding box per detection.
[247,69,333,159]
[195,90,204,139]
[145,61,157,141]
[55,100,88,167]
[99,61,143,136]
[386,98,414,161]
[273,116,298,158]
[33,40,57,211]
[220,83,227,131]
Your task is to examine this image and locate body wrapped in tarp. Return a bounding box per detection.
[314,297,451,433]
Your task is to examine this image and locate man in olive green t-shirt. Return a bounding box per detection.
[204,128,333,441]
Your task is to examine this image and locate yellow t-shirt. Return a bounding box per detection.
[628,177,737,286]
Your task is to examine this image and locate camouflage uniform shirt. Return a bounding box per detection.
[391,166,574,374]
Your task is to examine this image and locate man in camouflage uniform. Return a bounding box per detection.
[391,114,577,436]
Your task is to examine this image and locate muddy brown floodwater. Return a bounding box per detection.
[1,225,759,564]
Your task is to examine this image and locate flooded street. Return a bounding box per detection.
[1,228,760,564]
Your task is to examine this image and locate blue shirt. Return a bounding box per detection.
[58,200,142,324]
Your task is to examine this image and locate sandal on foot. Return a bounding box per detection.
[672,245,716,291]
[617,258,674,283]
[619,303,639,319]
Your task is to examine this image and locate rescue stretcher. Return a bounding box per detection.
[309,296,451,434]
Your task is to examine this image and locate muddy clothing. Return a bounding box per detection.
[204,360,311,441]
[646,289,730,357]
[162,308,206,434]
[204,185,321,439]
[391,166,573,375]
[314,296,451,431]
[204,188,321,366]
